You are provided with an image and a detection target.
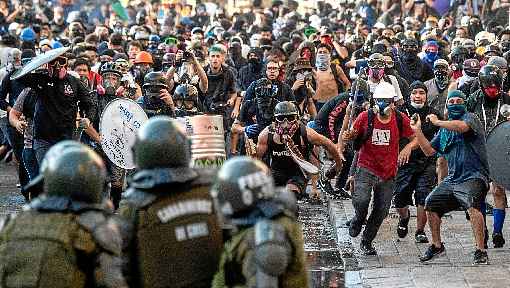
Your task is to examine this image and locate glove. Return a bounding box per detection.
[244,124,260,139]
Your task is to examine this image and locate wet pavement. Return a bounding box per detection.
[0,160,347,287]
[298,197,344,287]
[0,161,25,216]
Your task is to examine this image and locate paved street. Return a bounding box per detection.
[4,159,510,288]
[331,195,510,288]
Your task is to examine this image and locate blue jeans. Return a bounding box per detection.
[33,139,57,165]
[351,167,395,243]
[22,147,39,181]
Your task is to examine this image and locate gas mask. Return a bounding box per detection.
[47,57,68,79]
[373,98,393,116]
[368,68,385,81]
[275,114,299,136]
[174,99,197,113]
[102,73,121,95]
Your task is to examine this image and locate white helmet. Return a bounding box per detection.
[373,82,396,100]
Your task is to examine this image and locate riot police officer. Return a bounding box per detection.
[119,116,222,288]
[0,141,127,288]
[211,156,309,288]
[173,83,203,117]
[137,71,175,118]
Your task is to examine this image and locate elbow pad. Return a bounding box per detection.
[254,219,292,288]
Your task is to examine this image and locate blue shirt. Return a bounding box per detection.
[430,112,490,185]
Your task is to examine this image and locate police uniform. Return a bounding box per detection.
[212,214,308,288]
[119,116,223,288]
[0,198,127,288]
[0,141,127,288]
[210,156,309,288]
[119,168,223,288]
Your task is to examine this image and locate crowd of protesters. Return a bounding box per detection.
[0,0,509,285]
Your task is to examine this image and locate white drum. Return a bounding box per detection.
[99,98,148,169]
[175,115,226,169]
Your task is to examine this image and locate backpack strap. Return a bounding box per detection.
[353,109,374,150]
[330,64,345,93]
[395,111,403,137]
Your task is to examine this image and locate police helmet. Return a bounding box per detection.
[211,156,275,219]
[43,141,107,203]
[132,116,190,169]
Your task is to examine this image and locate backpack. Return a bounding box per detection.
[353,109,403,151]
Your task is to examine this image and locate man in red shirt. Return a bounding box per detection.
[343,82,415,255]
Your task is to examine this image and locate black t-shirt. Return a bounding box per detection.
[203,65,237,111]
[26,74,95,142]
[238,99,256,125]
[399,103,440,163]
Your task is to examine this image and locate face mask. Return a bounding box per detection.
[434,70,449,89]
[275,119,299,136]
[425,51,438,62]
[248,57,260,65]
[447,103,466,120]
[483,86,500,99]
[375,99,392,116]
[410,102,424,109]
[301,49,311,60]
[315,53,330,71]
[368,68,384,80]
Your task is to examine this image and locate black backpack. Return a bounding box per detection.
[353,109,403,151]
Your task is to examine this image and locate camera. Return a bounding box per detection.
[183,51,193,60]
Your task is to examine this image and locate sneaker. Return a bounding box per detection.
[493,232,505,248]
[349,218,363,238]
[329,188,352,200]
[319,177,335,194]
[360,240,377,256]
[397,215,410,238]
[419,243,445,262]
[415,230,429,243]
[473,249,489,265]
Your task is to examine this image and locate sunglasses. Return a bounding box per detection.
[275,114,297,122]
[49,57,68,67]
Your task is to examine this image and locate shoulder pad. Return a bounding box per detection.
[76,210,107,232]
[190,168,215,187]
[77,211,122,254]
[121,187,158,208]
[130,167,199,189]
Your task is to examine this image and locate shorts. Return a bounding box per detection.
[424,178,488,217]
[273,171,307,194]
[393,162,436,208]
